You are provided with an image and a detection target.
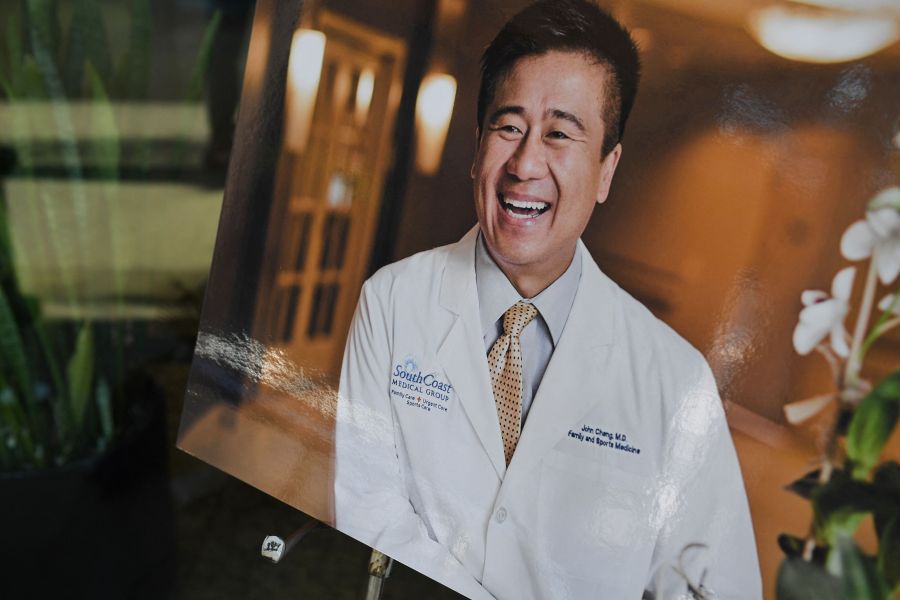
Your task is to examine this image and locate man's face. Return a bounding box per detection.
[472,50,622,282]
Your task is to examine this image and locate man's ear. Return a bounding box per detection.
[470,127,481,179]
[596,142,623,205]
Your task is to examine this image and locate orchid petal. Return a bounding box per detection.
[878,294,900,315]
[784,393,835,425]
[867,186,900,211]
[867,207,900,238]
[831,266,856,301]
[798,299,843,325]
[841,220,876,260]
[801,290,828,306]
[793,321,826,355]
[830,324,850,357]
[875,239,900,285]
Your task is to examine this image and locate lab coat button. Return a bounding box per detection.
[495,507,507,523]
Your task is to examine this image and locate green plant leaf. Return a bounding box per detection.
[85,60,119,180]
[812,471,879,544]
[186,10,221,103]
[879,518,900,593]
[64,0,112,96]
[777,533,828,563]
[872,462,900,538]
[776,557,841,600]
[20,57,47,100]
[112,0,151,99]
[786,469,821,500]
[25,0,65,100]
[25,0,61,65]
[3,14,24,95]
[778,533,805,557]
[0,285,35,409]
[173,10,221,167]
[830,536,891,600]
[847,370,900,479]
[95,377,112,447]
[66,322,94,434]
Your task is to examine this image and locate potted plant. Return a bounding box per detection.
[0,1,221,596]
[775,183,900,599]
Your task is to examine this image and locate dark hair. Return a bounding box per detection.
[477,0,641,156]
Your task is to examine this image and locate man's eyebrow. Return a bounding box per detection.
[548,109,586,133]
[487,105,524,124]
[487,105,586,133]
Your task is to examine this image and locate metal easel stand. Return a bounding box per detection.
[260,522,394,600]
[365,550,393,600]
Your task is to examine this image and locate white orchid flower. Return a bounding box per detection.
[840,187,900,285]
[793,267,856,357]
[878,293,900,316]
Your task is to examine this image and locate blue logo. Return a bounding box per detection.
[403,356,418,372]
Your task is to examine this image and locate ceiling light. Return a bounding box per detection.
[748,5,899,63]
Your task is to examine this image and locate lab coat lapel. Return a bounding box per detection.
[436,226,507,479]
[509,242,617,477]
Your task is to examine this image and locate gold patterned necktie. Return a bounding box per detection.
[487,301,538,465]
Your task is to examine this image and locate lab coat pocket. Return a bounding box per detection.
[537,448,655,583]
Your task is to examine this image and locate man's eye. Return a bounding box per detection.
[495,125,522,135]
[547,130,570,140]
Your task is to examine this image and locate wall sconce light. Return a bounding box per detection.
[414,73,457,176]
[748,4,899,63]
[285,29,326,153]
[355,67,375,126]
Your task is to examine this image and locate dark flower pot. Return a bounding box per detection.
[0,383,175,600]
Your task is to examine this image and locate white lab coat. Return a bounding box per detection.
[335,226,761,600]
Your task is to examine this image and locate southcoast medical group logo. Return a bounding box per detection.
[390,356,452,414]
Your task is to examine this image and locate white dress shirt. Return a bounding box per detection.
[474,232,582,423]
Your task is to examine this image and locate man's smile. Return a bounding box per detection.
[497,190,551,220]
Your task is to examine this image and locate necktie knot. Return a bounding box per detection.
[503,301,538,338]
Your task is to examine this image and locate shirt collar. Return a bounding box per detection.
[475,231,582,346]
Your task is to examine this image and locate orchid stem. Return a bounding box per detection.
[860,282,900,360]
[844,252,879,386]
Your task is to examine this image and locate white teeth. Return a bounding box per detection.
[505,198,549,210]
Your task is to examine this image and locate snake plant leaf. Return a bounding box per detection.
[776,557,841,600]
[879,518,900,593]
[3,15,24,95]
[186,10,222,103]
[829,536,891,600]
[85,60,119,180]
[0,285,35,409]
[64,0,112,96]
[95,377,112,447]
[25,0,65,100]
[0,381,38,466]
[66,322,94,433]
[20,56,47,100]
[112,0,151,99]
[25,0,61,65]
[847,370,900,479]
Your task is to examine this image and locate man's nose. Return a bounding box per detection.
[505,132,548,180]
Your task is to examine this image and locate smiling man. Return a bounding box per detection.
[334,1,761,598]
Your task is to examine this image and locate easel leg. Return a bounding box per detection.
[365,549,393,600]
